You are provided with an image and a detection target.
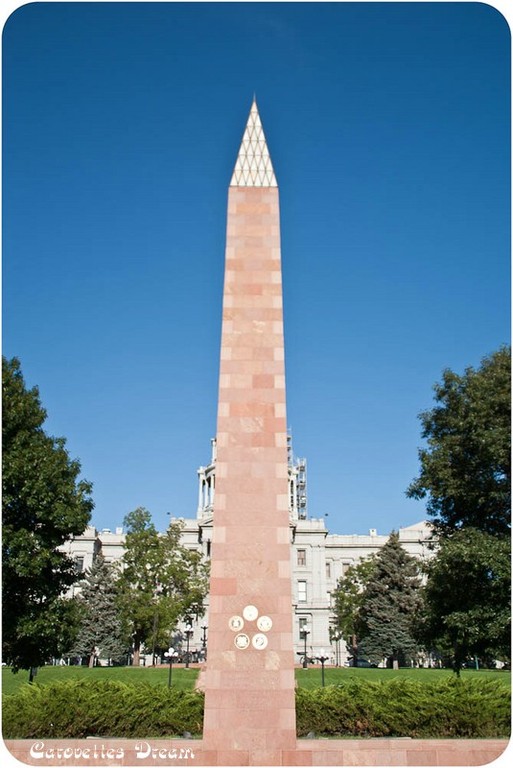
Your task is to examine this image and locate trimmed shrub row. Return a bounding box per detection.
[2,680,204,739]
[296,678,511,738]
[2,677,510,739]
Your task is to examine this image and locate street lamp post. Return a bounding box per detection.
[184,622,194,669]
[164,647,175,688]
[330,628,342,667]
[201,625,208,661]
[301,628,310,669]
[316,648,330,687]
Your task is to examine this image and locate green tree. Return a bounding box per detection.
[407,347,510,537]
[2,357,93,673]
[407,348,511,674]
[333,556,376,666]
[116,507,208,666]
[418,528,510,675]
[358,532,421,667]
[67,553,129,667]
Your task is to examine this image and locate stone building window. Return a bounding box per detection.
[297,549,306,566]
[298,580,307,602]
[298,616,308,639]
[325,561,331,579]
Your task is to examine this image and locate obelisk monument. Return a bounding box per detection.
[202,100,296,764]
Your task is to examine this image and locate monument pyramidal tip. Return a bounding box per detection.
[230,98,278,187]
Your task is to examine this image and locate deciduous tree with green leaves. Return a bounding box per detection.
[2,357,93,673]
[407,347,511,673]
[67,553,129,667]
[358,532,421,667]
[116,507,208,666]
[417,528,510,675]
[333,556,375,666]
[407,346,510,537]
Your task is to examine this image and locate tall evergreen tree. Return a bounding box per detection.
[358,532,421,667]
[68,553,128,667]
[2,357,93,672]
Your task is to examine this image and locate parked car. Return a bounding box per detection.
[344,658,377,668]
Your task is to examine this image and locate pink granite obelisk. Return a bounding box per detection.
[202,100,296,765]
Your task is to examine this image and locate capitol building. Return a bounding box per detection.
[61,437,432,666]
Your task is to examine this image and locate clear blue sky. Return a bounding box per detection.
[3,2,510,537]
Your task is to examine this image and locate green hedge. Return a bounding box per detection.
[296,678,511,738]
[2,680,204,739]
[3,677,510,739]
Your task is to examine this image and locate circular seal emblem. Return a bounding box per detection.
[242,604,259,622]
[234,633,250,650]
[252,633,268,650]
[228,615,244,632]
[257,615,272,632]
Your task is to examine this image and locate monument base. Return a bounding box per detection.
[4,737,508,766]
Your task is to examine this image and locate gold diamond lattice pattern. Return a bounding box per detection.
[230,100,277,188]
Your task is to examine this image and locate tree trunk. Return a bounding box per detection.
[88,652,95,668]
[351,635,358,667]
[133,640,141,667]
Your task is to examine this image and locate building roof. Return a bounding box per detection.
[230,98,277,188]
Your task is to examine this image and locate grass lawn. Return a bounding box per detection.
[1,664,199,696]
[296,665,511,689]
[3,663,510,696]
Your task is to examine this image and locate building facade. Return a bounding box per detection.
[62,438,433,665]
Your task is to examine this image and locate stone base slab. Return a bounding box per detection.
[3,738,509,766]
